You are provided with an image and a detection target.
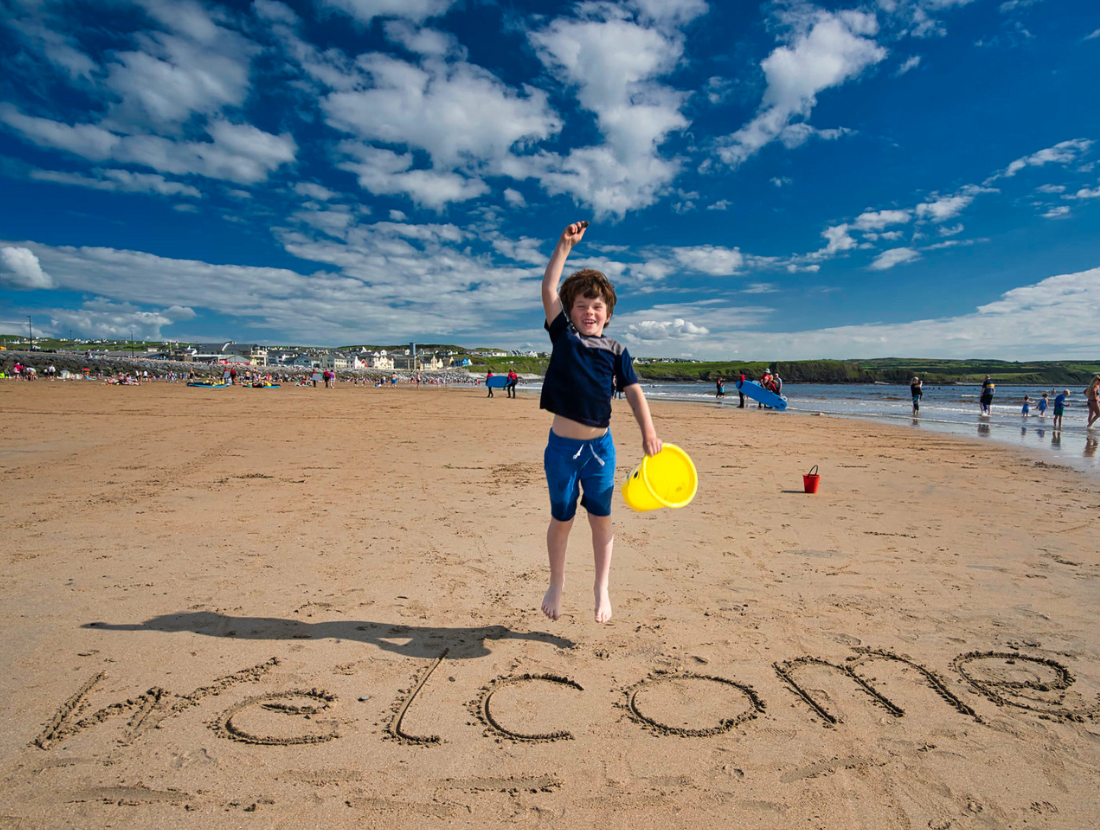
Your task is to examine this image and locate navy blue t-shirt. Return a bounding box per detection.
[540,311,638,428]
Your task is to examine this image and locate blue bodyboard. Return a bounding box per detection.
[486,376,509,388]
[738,380,787,411]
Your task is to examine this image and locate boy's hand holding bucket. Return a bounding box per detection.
[622,444,698,512]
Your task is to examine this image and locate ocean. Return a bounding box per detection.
[522,381,1100,474]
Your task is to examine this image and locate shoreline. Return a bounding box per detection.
[512,384,1100,479]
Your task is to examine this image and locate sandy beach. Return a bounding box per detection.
[1,380,1098,829]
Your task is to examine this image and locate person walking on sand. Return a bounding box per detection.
[1085,375,1100,430]
[506,369,519,398]
[1053,389,1069,429]
[979,375,995,416]
[486,370,495,398]
[911,376,923,414]
[539,220,661,624]
[737,369,746,408]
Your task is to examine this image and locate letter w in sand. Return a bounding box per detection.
[35,658,279,750]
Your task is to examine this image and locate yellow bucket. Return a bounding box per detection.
[622,444,698,512]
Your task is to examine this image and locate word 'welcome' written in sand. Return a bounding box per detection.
[35,647,1099,752]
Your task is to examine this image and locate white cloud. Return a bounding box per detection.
[707,199,731,210]
[47,298,178,340]
[870,247,920,270]
[29,167,202,197]
[937,223,964,236]
[0,107,297,185]
[614,301,769,346]
[1041,206,1069,218]
[1086,28,1100,41]
[881,0,977,39]
[317,0,459,25]
[295,182,338,200]
[321,54,560,171]
[102,30,255,132]
[253,0,300,25]
[717,10,886,168]
[770,177,792,187]
[777,123,852,149]
[1065,186,1100,200]
[895,55,921,75]
[164,305,197,320]
[624,317,710,341]
[915,186,993,222]
[742,282,778,294]
[4,229,549,345]
[0,106,120,160]
[818,224,858,256]
[6,15,96,79]
[527,10,691,216]
[631,0,708,26]
[292,206,355,239]
[995,138,1093,180]
[389,210,407,221]
[490,235,546,266]
[1,246,54,289]
[383,21,463,58]
[337,143,488,209]
[503,188,526,208]
[853,208,911,230]
[672,245,744,275]
[698,265,1100,360]
[1035,183,1065,193]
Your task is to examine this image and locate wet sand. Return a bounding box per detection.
[1,380,1098,829]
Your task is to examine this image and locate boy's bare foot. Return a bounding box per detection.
[542,584,563,621]
[595,586,612,623]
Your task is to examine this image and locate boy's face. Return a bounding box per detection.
[570,293,609,337]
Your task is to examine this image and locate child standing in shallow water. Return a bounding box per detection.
[539,221,662,623]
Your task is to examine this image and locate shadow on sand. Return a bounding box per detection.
[85,612,574,660]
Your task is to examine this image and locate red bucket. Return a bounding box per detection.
[802,465,820,494]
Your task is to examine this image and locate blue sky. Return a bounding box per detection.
[1,0,1098,359]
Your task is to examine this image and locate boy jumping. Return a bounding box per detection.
[539,220,662,624]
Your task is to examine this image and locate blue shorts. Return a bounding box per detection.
[544,429,616,522]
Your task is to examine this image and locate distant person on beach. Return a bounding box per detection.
[1086,375,1100,430]
[758,368,772,408]
[1038,392,1048,417]
[980,376,995,416]
[737,370,746,408]
[910,376,923,413]
[715,377,725,400]
[486,370,495,398]
[506,369,519,398]
[1053,390,1068,429]
[1021,395,1030,417]
[539,220,661,624]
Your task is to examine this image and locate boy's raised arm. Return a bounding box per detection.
[542,221,589,325]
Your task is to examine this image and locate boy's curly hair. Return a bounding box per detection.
[559,269,617,324]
